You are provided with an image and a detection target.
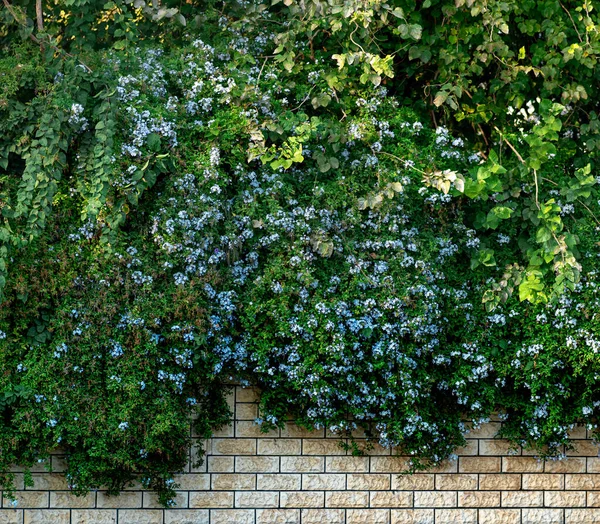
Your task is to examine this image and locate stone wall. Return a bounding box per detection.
[3,385,600,523]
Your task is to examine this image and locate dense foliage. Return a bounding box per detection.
[1,0,600,506]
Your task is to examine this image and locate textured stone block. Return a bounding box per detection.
[346,474,390,491]
[435,509,477,523]
[459,457,500,473]
[72,510,117,524]
[325,491,369,508]
[280,491,324,508]
[479,474,521,490]
[456,440,478,456]
[391,474,434,490]
[465,422,501,438]
[281,423,324,438]
[258,439,301,456]
[236,403,258,420]
[301,509,345,524]
[236,491,279,508]
[173,474,210,490]
[587,491,600,507]
[522,508,564,523]
[257,474,301,491]
[236,386,260,403]
[302,474,345,491]
[501,490,543,507]
[256,509,300,523]
[566,474,600,489]
[207,456,234,473]
[302,440,346,455]
[0,511,21,524]
[428,460,458,473]
[545,490,586,507]
[479,440,520,456]
[522,473,564,490]
[458,491,500,507]
[370,457,410,473]
[210,509,254,524]
[281,456,323,473]
[545,458,586,473]
[3,491,48,509]
[567,440,600,456]
[189,491,233,508]
[369,491,412,508]
[211,438,256,456]
[24,509,69,524]
[326,457,369,473]
[211,473,256,490]
[566,509,600,523]
[164,510,209,524]
[116,510,162,523]
[478,509,521,524]
[97,491,142,509]
[390,509,434,524]
[435,474,477,490]
[212,423,234,438]
[347,509,390,523]
[236,421,278,438]
[503,457,544,472]
[50,491,95,508]
[413,491,457,508]
[28,474,69,490]
[236,456,279,473]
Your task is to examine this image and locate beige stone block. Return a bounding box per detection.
[207,456,234,473]
[435,474,477,490]
[50,491,95,508]
[258,439,301,456]
[210,509,254,524]
[501,490,543,507]
[236,386,260,403]
[347,474,390,490]
[588,491,600,507]
[257,474,301,491]
[236,403,258,420]
[390,509,434,524]
[301,509,345,524]
[211,438,256,456]
[280,491,324,508]
[522,508,564,523]
[302,474,345,491]
[370,457,410,473]
[3,491,48,508]
[211,473,255,490]
[568,440,600,456]
[224,388,235,411]
[413,491,457,508]
[522,473,564,490]
[302,440,346,455]
[256,509,300,523]
[478,509,520,524]
[281,423,324,438]
[164,510,209,524]
[235,456,279,473]
[435,509,477,523]
[546,458,586,473]
[347,509,390,523]
[24,509,69,524]
[503,457,544,472]
[369,491,412,508]
[545,490,586,507]
[465,422,501,438]
[212,423,234,438]
[236,421,279,438]
[189,491,233,508]
[0,511,21,524]
[173,474,210,490]
[97,491,142,508]
[458,491,500,507]
[281,457,323,473]
[351,441,391,456]
[326,457,369,473]
[28,474,69,490]
[456,440,478,456]
[567,474,600,489]
[428,460,458,473]
[566,509,600,523]
[479,474,521,490]
[116,510,163,523]
[459,457,500,473]
[235,491,279,508]
[479,439,521,456]
[391,474,434,490]
[325,491,368,508]
[589,459,600,473]
[568,426,588,439]
[72,510,117,524]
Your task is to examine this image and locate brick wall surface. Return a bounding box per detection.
[3,386,600,523]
